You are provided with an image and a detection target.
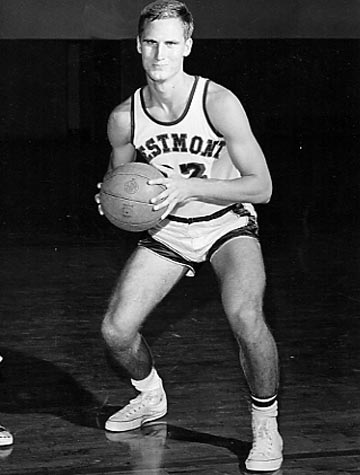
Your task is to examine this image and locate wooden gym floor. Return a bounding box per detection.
[0,227,359,474]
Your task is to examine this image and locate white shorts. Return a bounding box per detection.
[138,204,259,277]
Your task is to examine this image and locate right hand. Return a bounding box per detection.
[94,182,104,216]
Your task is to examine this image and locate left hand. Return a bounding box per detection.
[148,165,194,219]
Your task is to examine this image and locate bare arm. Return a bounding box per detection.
[189,82,272,204]
[106,96,136,172]
[150,82,272,217]
[95,97,136,214]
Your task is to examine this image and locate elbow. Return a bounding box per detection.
[257,182,272,204]
[263,187,273,204]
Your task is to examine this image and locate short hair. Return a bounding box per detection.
[138,0,194,40]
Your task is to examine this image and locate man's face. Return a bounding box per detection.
[137,17,192,83]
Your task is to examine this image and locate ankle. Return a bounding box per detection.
[131,367,164,393]
[251,394,278,416]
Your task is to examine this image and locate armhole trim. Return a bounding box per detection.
[203,79,223,138]
[130,93,135,146]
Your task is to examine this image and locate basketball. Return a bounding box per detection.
[99,162,166,232]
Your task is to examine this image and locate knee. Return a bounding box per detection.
[101,315,119,347]
[225,296,265,340]
[101,313,136,350]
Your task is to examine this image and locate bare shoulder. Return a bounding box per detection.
[107,96,132,146]
[206,80,249,133]
[108,96,132,130]
[206,81,242,109]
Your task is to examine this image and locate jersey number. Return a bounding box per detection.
[180,163,207,179]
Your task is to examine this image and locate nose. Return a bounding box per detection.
[155,43,166,60]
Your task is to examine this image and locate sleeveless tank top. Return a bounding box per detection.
[131,76,256,219]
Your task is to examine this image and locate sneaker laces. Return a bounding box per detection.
[249,417,277,457]
[122,391,162,418]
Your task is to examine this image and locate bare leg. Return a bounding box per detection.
[211,238,279,398]
[102,246,186,380]
[211,237,282,470]
[102,246,186,432]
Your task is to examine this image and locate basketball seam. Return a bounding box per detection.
[101,163,165,231]
[105,208,159,226]
[101,191,164,205]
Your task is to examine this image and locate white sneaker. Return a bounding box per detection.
[245,412,283,472]
[105,388,167,432]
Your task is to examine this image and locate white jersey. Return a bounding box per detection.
[131,75,256,220]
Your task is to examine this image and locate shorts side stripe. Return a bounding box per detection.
[138,236,200,277]
[207,217,259,261]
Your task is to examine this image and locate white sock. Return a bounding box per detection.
[252,400,278,417]
[131,367,163,393]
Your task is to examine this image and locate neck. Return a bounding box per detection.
[146,72,193,108]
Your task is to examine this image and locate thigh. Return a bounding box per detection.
[210,237,266,326]
[106,246,187,333]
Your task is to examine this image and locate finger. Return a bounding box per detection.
[153,200,168,211]
[161,202,176,220]
[98,204,104,216]
[94,193,101,204]
[151,190,169,206]
[148,178,167,186]
[97,182,102,189]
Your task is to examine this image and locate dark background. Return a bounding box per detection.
[0,1,359,244]
[2,0,360,40]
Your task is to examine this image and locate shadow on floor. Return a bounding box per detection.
[104,420,277,475]
[0,348,103,429]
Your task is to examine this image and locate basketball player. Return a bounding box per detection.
[96,0,282,471]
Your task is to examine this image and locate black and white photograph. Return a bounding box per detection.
[0,1,359,473]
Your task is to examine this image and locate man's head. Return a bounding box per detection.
[136,0,194,83]
[138,0,194,41]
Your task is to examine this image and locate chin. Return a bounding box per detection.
[148,72,169,83]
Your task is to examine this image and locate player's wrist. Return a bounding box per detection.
[187,177,205,200]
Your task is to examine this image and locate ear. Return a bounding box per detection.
[183,37,193,57]
[136,36,142,54]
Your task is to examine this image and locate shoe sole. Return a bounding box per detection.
[0,433,13,447]
[105,407,167,432]
[245,456,283,472]
[0,440,13,447]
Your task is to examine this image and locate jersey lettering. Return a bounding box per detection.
[139,133,225,160]
[214,141,226,159]
[144,138,161,158]
[156,134,171,153]
[172,133,188,152]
